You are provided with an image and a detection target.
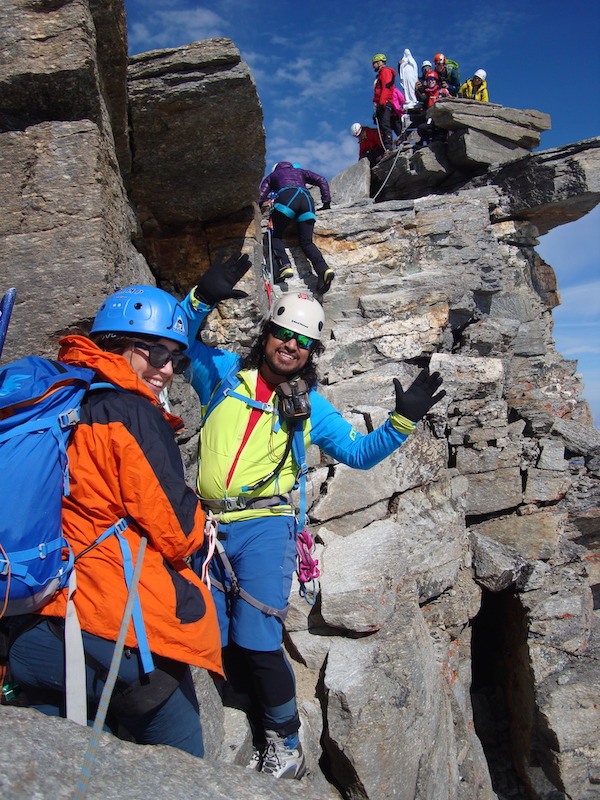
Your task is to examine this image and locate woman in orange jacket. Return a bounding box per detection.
[8,285,222,757]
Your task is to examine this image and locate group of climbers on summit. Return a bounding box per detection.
[352,50,489,162]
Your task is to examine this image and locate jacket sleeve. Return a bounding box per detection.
[259,175,272,204]
[377,67,396,105]
[303,170,331,204]
[308,391,409,469]
[181,292,240,406]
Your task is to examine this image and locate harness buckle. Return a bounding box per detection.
[222,497,246,512]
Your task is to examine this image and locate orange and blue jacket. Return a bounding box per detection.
[40,335,222,676]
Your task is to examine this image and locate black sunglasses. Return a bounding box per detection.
[133,342,190,374]
[269,323,315,350]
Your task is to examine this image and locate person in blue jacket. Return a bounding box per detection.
[182,254,445,779]
[259,162,334,295]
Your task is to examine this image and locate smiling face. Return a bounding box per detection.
[122,336,183,398]
[260,329,311,384]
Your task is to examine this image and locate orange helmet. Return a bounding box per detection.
[434,53,446,64]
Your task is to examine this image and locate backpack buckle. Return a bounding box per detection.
[58,408,80,428]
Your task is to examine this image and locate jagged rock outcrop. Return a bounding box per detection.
[369,98,559,202]
[2,4,600,800]
[127,39,265,292]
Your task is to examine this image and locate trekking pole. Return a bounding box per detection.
[72,534,148,800]
[0,288,16,360]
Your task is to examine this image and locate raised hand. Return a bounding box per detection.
[393,368,445,422]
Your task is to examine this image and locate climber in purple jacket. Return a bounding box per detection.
[259,162,334,295]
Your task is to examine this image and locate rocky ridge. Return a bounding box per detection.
[1,3,599,800]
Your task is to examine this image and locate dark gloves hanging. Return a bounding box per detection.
[320,202,331,211]
[193,252,252,306]
[393,368,445,422]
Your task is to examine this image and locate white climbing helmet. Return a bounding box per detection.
[474,69,487,80]
[270,292,325,341]
[350,123,363,137]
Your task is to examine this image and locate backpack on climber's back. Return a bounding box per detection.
[446,58,460,84]
[0,356,96,615]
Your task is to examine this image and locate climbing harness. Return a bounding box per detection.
[273,186,316,223]
[197,371,319,612]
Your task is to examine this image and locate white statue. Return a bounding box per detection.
[398,48,418,109]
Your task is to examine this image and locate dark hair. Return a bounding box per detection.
[240,320,325,388]
[90,332,162,354]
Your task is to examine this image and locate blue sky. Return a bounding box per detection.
[124,0,600,425]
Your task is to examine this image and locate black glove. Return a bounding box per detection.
[394,368,445,422]
[320,202,331,211]
[193,252,252,305]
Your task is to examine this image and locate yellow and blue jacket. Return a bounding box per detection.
[183,296,414,523]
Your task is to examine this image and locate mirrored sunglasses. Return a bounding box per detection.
[269,323,314,350]
[133,342,190,374]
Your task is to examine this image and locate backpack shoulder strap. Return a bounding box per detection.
[201,364,275,426]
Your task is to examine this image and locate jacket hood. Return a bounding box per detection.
[58,334,184,431]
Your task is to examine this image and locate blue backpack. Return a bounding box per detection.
[0,356,127,616]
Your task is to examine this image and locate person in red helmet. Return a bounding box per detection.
[371,53,397,152]
[415,71,450,148]
[433,53,460,96]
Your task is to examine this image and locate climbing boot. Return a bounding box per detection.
[276,265,293,283]
[316,268,335,295]
[261,729,306,779]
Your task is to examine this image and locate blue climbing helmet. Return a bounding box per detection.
[91,285,189,348]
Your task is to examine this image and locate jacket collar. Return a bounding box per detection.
[58,335,184,431]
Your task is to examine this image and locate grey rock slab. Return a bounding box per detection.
[320,477,466,632]
[472,510,566,562]
[323,591,460,800]
[464,467,522,516]
[470,532,528,591]
[330,158,372,205]
[0,120,151,362]
[0,705,307,800]
[127,38,265,224]
[431,98,551,131]
[489,138,600,235]
[447,128,530,167]
[311,425,447,522]
[523,467,572,503]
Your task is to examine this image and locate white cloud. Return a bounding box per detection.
[127,5,228,52]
